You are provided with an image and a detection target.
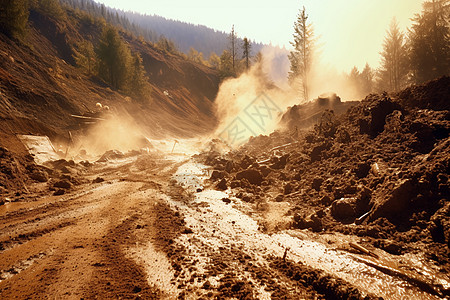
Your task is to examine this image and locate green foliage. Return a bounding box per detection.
[129,52,151,100]
[73,40,95,75]
[0,0,29,39]
[219,49,235,79]
[156,36,178,54]
[96,26,150,100]
[187,47,207,65]
[408,0,449,84]
[377,18,409,92]
[32,0,66,20]
[289,6,315,101]
[208,52,220,69]
[97,26,132,90]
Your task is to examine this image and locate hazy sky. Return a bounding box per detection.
[97,0,424,72]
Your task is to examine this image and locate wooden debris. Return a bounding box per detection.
[349,242,379,259]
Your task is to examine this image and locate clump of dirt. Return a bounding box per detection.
[200,76,450,271]
[0,146,33,197]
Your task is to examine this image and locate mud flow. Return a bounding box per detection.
[1,78,449,299]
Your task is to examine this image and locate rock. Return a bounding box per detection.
[210,170,225,181]
[221,197,231,204]
[97,150,124,162]
[217,179,227,190]
[225,160,235,173]
[354,162,370,178]
[270,154,289,169]
[235,169,263,185]
[53,179,72,189]
[54,189,65,196]
[293,213,322,232]
[331,198,356,220]
[230,180,240,188]
[358,96,401,137]
[283,183,293,194]
[258,165,271,177]
[30,170,48,182]
[239,155,254,169]
[92,177,104,183]
[275,194,284,202]
[61,166,76,174]
[382,240,403,255]
[320,195,332,206]
[370,179,416,221]
[312,178,323,191]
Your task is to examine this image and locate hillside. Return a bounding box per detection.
[0,5,220,154]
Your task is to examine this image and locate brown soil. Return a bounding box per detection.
[199,76,450,297]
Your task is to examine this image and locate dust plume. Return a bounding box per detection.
[213,45,370,148]
[213,56,297,148]
[70,111,151,158]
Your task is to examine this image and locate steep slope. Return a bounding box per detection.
[0,7,220,146]
[0,6,220,194]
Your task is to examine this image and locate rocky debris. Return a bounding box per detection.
[53,179,72,189]
[92,177,105,183]
[97,150,125,162]
[216,178,227,190]
[235,169,263,185]
[200,76,450,271]
[210,170,225,181]
[331,198,357,220]
[356,95,401,137]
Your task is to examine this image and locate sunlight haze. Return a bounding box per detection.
[97,0,423,72]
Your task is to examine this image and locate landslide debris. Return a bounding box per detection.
[200,76,450,275]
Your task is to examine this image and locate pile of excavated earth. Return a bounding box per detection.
[199,76,450,280]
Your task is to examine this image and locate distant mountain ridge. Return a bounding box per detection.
[62,0,265,58]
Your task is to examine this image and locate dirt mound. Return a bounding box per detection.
[279,93,358,131]
[200,76,450,275]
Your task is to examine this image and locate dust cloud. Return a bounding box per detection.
[213,46,368,147]
[69,112,151,157]
[213,61,297,148]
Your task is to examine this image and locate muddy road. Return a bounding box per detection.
[0,145,448,299]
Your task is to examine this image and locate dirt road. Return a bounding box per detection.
[0,148,448,299]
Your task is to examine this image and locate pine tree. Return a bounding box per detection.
[288,6,315,101]
[0,0,29,39]
[208,52,220,69]
[360,63,374,96]
[219,49,234,79]
[97,26,131,90]
[409,0,449,84]
[73,40,95,75]
[377,18,409,92]
[129,52,150,99]
[229,25,237,73]
[242,37,251,71]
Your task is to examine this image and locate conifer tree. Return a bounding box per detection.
[129,52,150,99]
[73,40,95,75]
[288,6,315,101]
[97,26,131,90]
[229,25,237,73]
[0,0,29,39]
[377,18,409,92]
[409,0,449,83]
[242,37,251,71]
